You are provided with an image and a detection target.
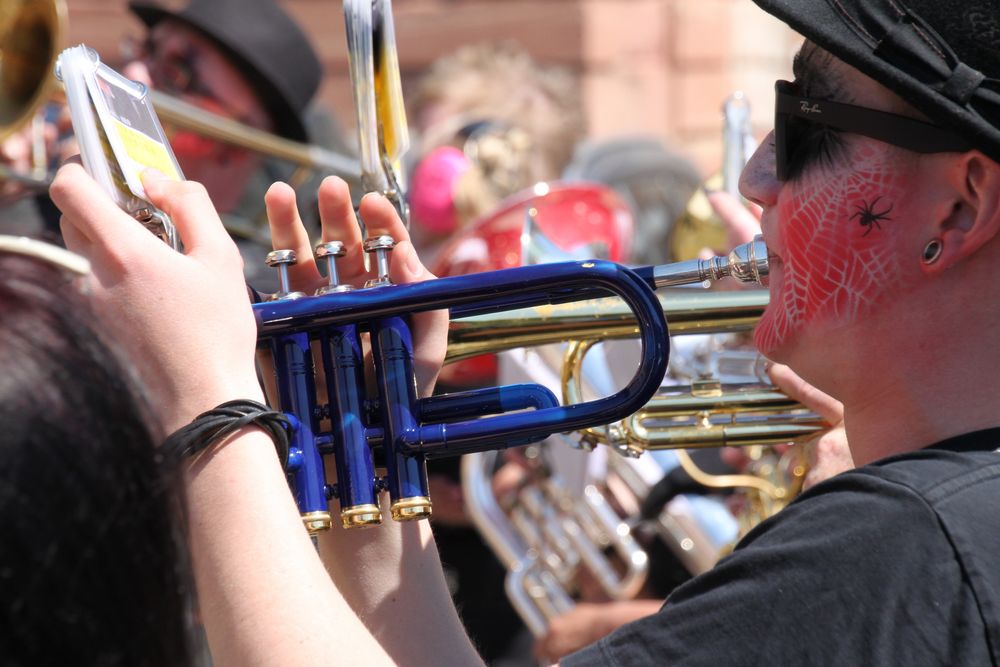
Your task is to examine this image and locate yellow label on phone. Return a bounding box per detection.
[112,119,181,181]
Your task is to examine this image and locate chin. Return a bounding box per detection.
[752,307,788,361]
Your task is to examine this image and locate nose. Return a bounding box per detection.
[739,130,780,208]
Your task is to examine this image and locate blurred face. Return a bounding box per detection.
[740,45,928,373]
[137,21,272,212]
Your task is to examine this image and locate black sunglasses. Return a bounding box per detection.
[774,80,972,181]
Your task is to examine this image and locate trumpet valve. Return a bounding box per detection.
[265,249,307,300]
[315,241,354,295]
[363,235,396,288]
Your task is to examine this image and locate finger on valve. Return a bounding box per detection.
[264,180,323,290]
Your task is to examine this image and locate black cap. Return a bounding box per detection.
[752,0,1000,164]
[129,0,322,142]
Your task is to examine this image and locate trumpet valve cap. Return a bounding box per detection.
[301,511,333,535]
[362,235,396,252]
[341,504,383,528]
[265,249,298,266]
[315,241,347,259]
[316,284,355,295]
[390,496,432,521]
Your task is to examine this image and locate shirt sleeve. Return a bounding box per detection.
[562,470,982,667]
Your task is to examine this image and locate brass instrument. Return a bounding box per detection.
[0,0,360,190]
[458,287,827,636]
[463,448,649,637]
[0,0,66,188]
[0,0,64,141]
[446,288,769,364]
[669,91,758,261]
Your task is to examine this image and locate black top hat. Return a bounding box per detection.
[129,0,322,142]
[752,0,1000,164]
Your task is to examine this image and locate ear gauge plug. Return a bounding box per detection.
[922,238,943,265]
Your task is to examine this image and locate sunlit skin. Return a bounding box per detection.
[124,20,272,213]
[742,44,1000,466]
[753,142,917,357]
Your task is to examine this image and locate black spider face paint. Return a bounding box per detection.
[850,196,893,237]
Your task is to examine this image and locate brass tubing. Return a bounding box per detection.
[637,387,803,419]
[674,448,784,499]
[446,288,768,364]
[623,415,827,451]
[148,91,360,178]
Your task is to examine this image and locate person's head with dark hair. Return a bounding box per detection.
[123,0,323,213]
[0,240,193,665]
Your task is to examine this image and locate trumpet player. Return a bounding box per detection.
[40,163,480,666]
[562,0,1000,664]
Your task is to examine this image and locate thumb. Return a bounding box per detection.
[767,362,843,424]
[140,170,233,258]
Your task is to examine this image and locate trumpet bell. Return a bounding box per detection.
[0,0,66,141]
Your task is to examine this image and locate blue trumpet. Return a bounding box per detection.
[253,237,768,532]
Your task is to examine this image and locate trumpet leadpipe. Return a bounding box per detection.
[446,288,768,363]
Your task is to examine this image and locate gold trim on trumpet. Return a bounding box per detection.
[301,511,333,535]
[390,496,432,521]
[340,504,383,528]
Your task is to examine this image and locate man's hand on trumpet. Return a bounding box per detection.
[766,363,854,490]
[262,175,447,397]
[261,175,484,666]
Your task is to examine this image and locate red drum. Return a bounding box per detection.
[433,181,635,386]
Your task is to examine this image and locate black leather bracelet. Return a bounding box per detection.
[162,399,292,470]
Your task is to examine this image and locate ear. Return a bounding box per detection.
[923,151,1000,275]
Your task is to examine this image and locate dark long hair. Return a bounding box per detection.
[0,253,194,665]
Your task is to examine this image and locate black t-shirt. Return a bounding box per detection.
[564,429,1000,666]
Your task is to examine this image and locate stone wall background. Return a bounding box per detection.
[62,0,802,176]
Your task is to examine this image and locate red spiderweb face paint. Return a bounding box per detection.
[754,142,915,358]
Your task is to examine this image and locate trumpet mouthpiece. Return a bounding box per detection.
[652,235,769,288]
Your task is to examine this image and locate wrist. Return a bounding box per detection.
[164,398,292,473]
[161,377,267,434]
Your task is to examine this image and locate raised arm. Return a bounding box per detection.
[50,163,397,667]
[263,176,485,666]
